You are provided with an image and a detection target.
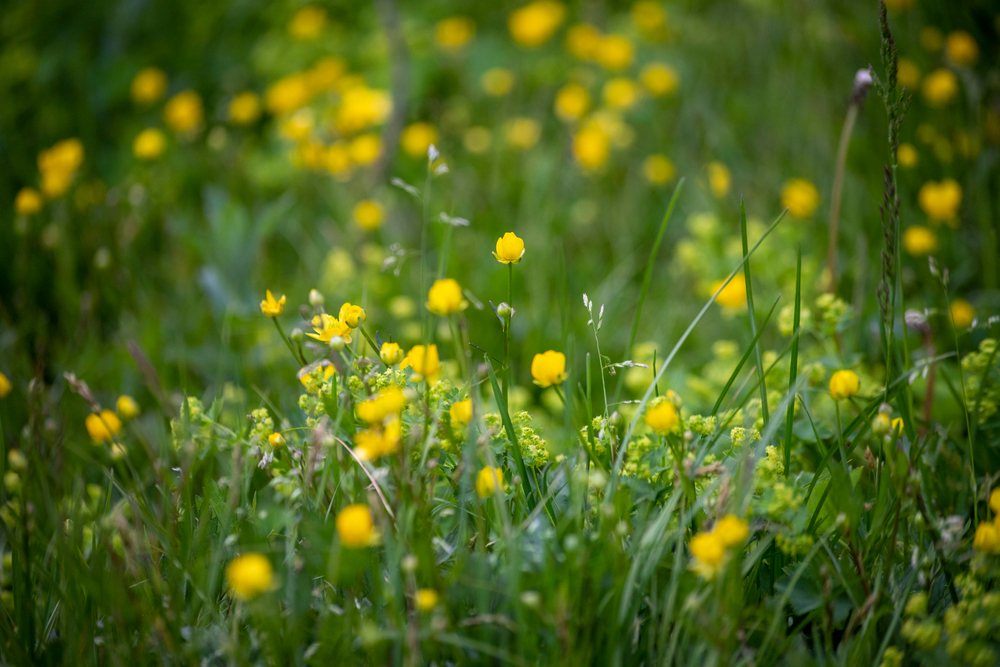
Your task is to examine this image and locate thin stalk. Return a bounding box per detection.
[827,103,860,292]
[783,246,802,476]
[273,318,306,366]
[358,325,387,368]
[740,198,770,426]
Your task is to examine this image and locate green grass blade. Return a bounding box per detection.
[741,198,770,426]
[485,356,538,509]
[710,296,781,417]
[783,245,802,476]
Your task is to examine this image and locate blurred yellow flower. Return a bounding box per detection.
[336,504,374,547]
[897,143,918,168]
[476,466,505,498]
[116,395,140,420]
[260,290,286,317]
[325,143,353,178]
[565,23,601,60]
[505,117,541,150]
[228,92,261,125]
[631,1,666,35]
[130,67,167,105]
[339,303,367,328]
[710,274,745,309]
[279,108,314,142]
[435,16,476,51]
[946,30,979,67]
[14,187,42,215]
[949,299,975,330]
[829,369,860,400]
[401,122,439,158]
[481,68,515,96]
[531,350,567,387]
[573,124,610,170]
[640,63,679,97]
[494,232,525,264]
[268,432,285,448]
[781,178,820,219]
[920,27,943,52]
[922,68,958,107]
[689,531,726,579]
[288,6,326,40]
[450,399,472,426]
[226,553,273,600]
[902,226,937,256]
[266,74,313,116]
[554,83,591,122]
[133,128,167,160]
[401,345,440,383]
[713,515,749,548]
[463,126,492,153]
[707,161,730,198]
[0,373,11,398]
[643,154,675,185]
[380,342,404,366]
[974,522,1000,554]
[415,588,439,611]
[164,91,203,134]
[990,488,1000,515]
[86,410,122,444]
[644,398,678,435]
[349,134,381,165]
[38,138,84,198]
[353,200,384,231]
[596,35,635,71]
[603,78,639,110]
[918,179,961,225]
[308,314,352,345]
[508,1,566,48]
[308,57,346,93]
[355,420,402,460]
[427,278,468,315]
[896,58,920,89]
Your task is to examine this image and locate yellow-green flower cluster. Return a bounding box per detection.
[962,339,999,425]
[486,411,550,467]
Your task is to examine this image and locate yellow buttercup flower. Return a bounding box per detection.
[531,350,567,388]
[918,179,961,225]
[476,466,505,498]
[643,155,675,185]
[415,588,439,611]
[335,86,391,134]
[288,6,326,40]
[339,303,367,328]
[946,30,979,67]
[554,83,591,122]
[603,78,639,110]
[897,143,918,168]
[707,161,730,197]
[116,395,140,420]
[38,138,84,198]
[260,290,286,317]
[713,515,749,548]
[353,200,384,231]
[897,58,920,89]
[86,410,122,444]
[481,68,515,96]
[356,387,406,425]
[307,314,353,345]
[133,128,167,160]
[380,342,404,366]
[401,122,439,158]
[350,134,381,165]
[565,23,601,60]
[307,57,346,93]
[644,398,678,435]
[354,419,401,461]
[710,274,746,309]
[990,488,1000,515]
[0,373,12,398]
[949,299,975,330]
[781,178,820,219]
[130,67,167,105]
[401,345,441,383]
[450,399,472,426]
[631,1,666,37]
[596,35,635,71]
[505,117,541,150]
[689,531,727,579]
[829,370,860,401]
[435,16,475,51]
[164,91,203,134]
[640,63,679,97]
[268,432,286,448]
[974,522,1000,555]
[336,504,374,547]
[426,279,468,316]
[494,232,525,264]
[279,108,314,142]
[902,226,937,256]
[229,92,261,125]
[14,187,43,215]
[573,124,610,170]
[226,553,274,600]
[922,68,958,107]
[508,1,566,48]
[266,74,313,116]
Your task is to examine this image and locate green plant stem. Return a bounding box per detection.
[273,318,306,366]
[358,325,387,368]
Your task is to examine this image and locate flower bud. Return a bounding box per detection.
[309,289,325,307]
[329,336,346,351]
[7,450,27,472]
[290,327,304,343]
[496,302,512,318]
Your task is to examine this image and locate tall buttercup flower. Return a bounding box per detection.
[476,466,505,498]
[336,504,374,547]
[307,314,352,345]
[260,290,286,317]
[380,342,404,366]
[494,232,525,264]
[339,303,367,328]
[644,397,678,435]
[226,554,273,600]
[531,350,567,387]
[86,410,122,444]
[426,278,468,316]
[401,345,440,384]
[829,370,860,400]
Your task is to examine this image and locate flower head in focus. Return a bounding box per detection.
[307,314,352,345]
[494,232,525,264]
[531,351,567,388]
[260,290,286,317]
[380,342,404,366]
[339,303,367,328]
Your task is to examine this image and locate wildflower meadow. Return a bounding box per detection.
[2,0,1000,664]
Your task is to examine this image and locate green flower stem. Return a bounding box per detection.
[502,262,513,409]
[358,325,387,368]
[834,401,852,484]
[272,317,306,366]
[448,315,467,380]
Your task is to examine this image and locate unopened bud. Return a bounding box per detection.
[290,327,304,343]
[329,336,346,351]
[497,302,512,318]
[309,289,325,307]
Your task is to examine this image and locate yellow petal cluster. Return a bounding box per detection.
[426,279,468,316]
[917,179,962,225]
[476,466,506,498]
[508,1,565,48]
[86,410,122,444]
[710,274,746,309]
[130,67,167,105]
[494,232,525,264]
[133,128,167,161]
[260,290,286,318]
[644,398,678,435]
[531,350,567,388]
[449,399,472,427]
[164,91,203,134]
[380,342,404,366]
[226,553,274,600]
[781,178,820,219]
[902,226,937,256]
[336,504,374,547]
[307,313,353,345]
[38,138,85,198]
[401,345,440,384]
[829,370,860,401]
[688,515,749,579]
